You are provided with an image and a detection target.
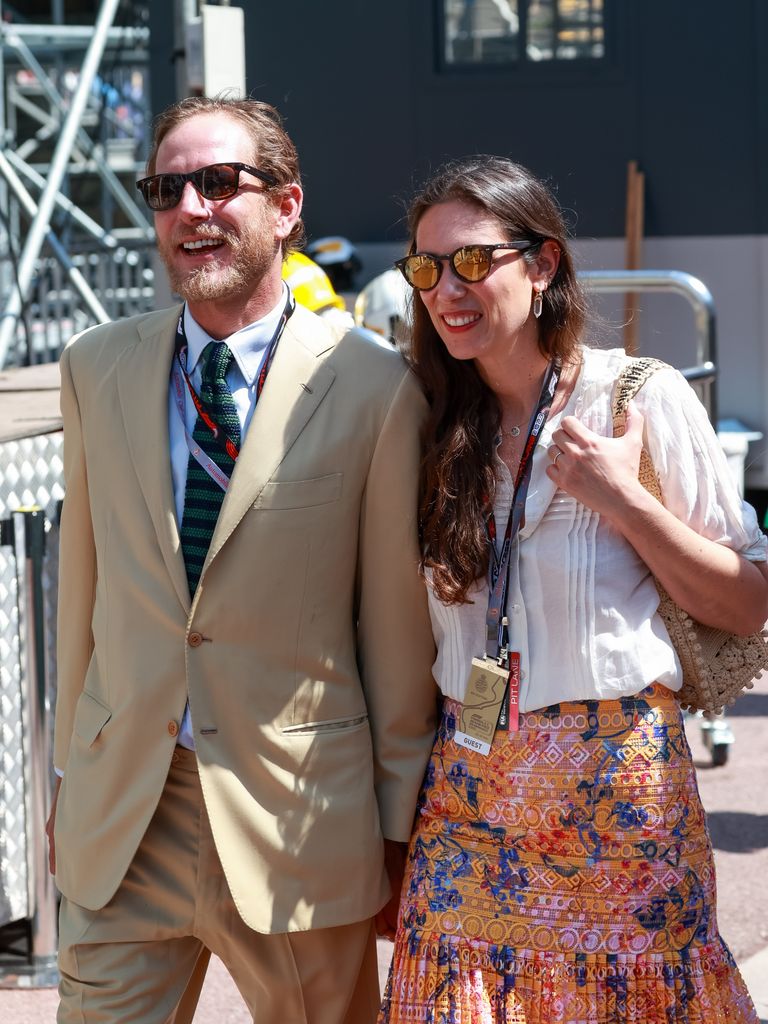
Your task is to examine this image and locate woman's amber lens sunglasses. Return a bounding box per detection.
[394,241,539,291]
[136,162,277,211]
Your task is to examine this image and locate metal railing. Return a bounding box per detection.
[3,243,155,367]
[578,269,718,424]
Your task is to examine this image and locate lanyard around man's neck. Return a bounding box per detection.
[171,291,295,489]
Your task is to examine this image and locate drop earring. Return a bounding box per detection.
[533,286,544,319]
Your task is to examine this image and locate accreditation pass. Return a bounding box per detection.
[454,656,510,756]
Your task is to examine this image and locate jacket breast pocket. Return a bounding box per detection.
[255,473,343,511]
[281,713,369,736]
[73,690,112,747]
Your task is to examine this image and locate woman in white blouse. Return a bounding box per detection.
[378,156,768,1024]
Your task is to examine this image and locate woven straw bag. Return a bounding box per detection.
[612,356,768,714]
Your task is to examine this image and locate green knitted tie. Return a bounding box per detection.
[180,342,241,597]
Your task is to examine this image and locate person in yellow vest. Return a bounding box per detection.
[282,250,354,329]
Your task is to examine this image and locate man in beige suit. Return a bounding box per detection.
[47,96,436,1023]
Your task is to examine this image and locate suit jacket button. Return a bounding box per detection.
[167,721,179,737]
[188,631,203,647]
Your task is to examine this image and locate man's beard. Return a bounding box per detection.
[159,222,278,304]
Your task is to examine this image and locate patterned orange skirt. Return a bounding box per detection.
[379,686,757,1023]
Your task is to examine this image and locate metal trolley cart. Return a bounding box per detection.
[580,270,760,769]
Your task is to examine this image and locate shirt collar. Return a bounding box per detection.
[182,285,290,387]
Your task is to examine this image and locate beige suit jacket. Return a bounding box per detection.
[53,302,437,934]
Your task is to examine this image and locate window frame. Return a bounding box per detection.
[434,0,616,77]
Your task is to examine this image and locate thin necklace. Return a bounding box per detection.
[500,359,560,439]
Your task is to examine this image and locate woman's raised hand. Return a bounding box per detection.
[546,400,646,519]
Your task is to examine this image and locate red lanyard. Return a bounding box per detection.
[173,291,294,465]
[484,359,561,663]
[172,293,295,488]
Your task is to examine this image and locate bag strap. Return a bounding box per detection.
[611,356,669,503]
[611,356,668,434]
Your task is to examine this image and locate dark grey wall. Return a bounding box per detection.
[149,0,768,242]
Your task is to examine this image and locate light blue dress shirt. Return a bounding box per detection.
[169,288,289,749]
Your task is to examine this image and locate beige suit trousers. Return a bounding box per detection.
[57,748,380,1024]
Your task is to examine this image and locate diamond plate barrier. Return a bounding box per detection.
[0,434,63,986]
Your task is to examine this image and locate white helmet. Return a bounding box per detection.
[305,236,362,292]
[354,269,411,348]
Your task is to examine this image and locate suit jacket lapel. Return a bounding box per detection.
[203,311,336,574]
[116,305,191,614]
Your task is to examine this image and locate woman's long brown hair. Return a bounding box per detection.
[407,156,588,604]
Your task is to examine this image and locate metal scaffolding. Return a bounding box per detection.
[0,1,156,369]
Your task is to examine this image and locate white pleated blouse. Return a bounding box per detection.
[427,345,768,708]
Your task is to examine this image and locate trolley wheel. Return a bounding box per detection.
[711,743,729,767]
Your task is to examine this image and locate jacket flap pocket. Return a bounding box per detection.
[256,473,343,510]
[73,690,112,746]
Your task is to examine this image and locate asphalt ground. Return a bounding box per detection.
[1,676,765,1022]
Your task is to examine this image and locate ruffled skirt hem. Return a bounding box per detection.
[380,931,758,1023]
